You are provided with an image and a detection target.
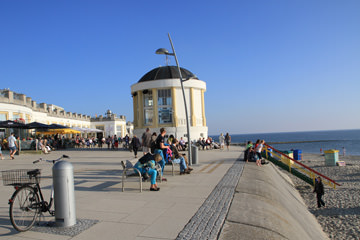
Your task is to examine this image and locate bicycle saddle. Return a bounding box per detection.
[27,169,41,177]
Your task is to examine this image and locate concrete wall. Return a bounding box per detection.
[219,163,328,240]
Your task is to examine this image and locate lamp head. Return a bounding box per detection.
[155,48,174,55]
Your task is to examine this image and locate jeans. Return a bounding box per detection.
[172,156,187,172]
[317,193,325,208]
[134,163,157,185]
[154,149,165,176]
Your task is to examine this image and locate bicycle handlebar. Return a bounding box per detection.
[33,155,70,164]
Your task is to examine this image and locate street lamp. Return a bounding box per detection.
[156,33,192,165]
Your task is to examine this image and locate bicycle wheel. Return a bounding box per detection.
[9,186,40,232]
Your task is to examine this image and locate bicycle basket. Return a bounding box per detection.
[1,169,41,186]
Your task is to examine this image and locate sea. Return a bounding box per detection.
[210,129,360,156]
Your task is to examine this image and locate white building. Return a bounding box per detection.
[131,66,208,141]
[0,89,131,138]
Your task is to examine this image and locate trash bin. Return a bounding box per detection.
[324,149,339,166]
[293,149,302,160]
[53,161,76,227]
[191,145,198,165]
[263,148,272,158]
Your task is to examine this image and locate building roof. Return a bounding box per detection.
[138,66,198,83]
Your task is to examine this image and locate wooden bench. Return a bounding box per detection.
[121,160,162,192]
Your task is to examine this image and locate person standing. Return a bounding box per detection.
[142,128,152,155]
[313,177,325,208]
[225,133,231,151]
[131,135,141,158]
[8,133,18,160]
[154,128,170,179]
[219,133,225,150]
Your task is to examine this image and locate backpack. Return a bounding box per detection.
[139,153,154,164]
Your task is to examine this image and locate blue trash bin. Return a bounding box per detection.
[293,150,302,160]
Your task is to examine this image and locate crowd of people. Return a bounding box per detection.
[244,139,265,166]
[131,127,194,191]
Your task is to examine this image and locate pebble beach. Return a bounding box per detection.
[286,153,360,240]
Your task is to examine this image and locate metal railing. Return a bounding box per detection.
[263,143,341,189]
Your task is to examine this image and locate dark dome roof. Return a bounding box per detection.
[138,66,198,83]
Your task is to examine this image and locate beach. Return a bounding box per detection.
[286,153,360,240]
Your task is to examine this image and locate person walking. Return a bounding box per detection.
[131,135,141,158]
[142,128,152,155]
[225,133,231,151]
[7,133,18,160]
[313,177,325,208]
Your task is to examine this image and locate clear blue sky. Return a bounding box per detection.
[1,0,359,135]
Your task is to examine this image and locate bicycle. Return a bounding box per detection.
[1,154,70,232]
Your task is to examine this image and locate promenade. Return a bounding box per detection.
[0,147,243,240]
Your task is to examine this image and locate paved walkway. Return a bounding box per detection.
[0,146,243,240]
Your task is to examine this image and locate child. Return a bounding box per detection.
[255,140,265,166]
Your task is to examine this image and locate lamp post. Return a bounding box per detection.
[156,33,192,165]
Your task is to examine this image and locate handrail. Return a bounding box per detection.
[264,143,341,187]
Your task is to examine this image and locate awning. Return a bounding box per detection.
[71,127,103,133]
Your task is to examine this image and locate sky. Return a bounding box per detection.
[1,0,359,135]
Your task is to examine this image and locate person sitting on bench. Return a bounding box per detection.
[171,139,193,175]
[134,153,162,191]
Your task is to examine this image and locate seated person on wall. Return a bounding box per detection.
[179,137,186,151]
[134,153,162,191]
[197,138,206,150]
[171,139,193,175]
[205,137,212,150]
[244,141,254,162]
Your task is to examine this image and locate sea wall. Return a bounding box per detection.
[219,163,328,240]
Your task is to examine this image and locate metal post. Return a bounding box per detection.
[53,160,76,227]
[167,33,192,165]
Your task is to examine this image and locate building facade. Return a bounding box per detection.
[131,66,208,141]
[0,89,131,138]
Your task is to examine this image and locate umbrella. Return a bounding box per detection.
[26,122,51,129]
[0,120,28,129]
[48,124,68,129]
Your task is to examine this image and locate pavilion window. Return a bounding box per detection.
[158,89,172,124]
[143,91,153,125]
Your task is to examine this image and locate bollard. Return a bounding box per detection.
[191,145,198,165]
[52,161,76,227]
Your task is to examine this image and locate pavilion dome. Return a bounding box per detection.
[138,66,198,83]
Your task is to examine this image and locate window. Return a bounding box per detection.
[158,89,172,124]
[0,113,7,121]
[143,91,153,125]
[116,125,122,137]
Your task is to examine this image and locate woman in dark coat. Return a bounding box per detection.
[313,177,325,208]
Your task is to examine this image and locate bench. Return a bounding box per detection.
[166,160,179,176]
[121,160,162,192]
